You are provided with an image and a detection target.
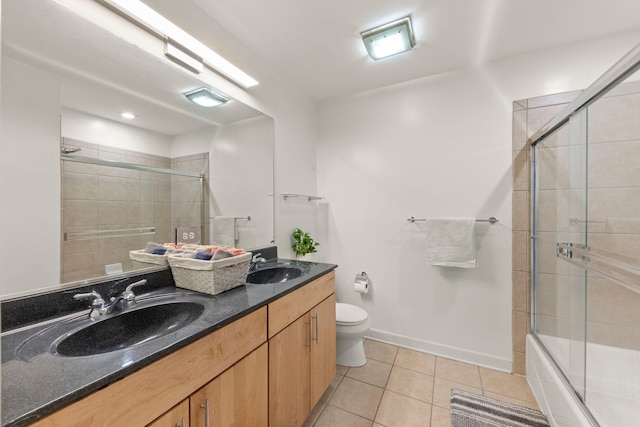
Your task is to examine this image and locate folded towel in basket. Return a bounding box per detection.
[425,218,477,268]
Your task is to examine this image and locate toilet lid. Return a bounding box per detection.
[336,303,368,325]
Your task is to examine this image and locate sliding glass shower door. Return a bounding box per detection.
[532,66,640,426]
[532,108,588,400]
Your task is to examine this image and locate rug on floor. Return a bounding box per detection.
[450,388,550,427]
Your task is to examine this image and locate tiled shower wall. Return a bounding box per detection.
[511,90,581,375]
[512,80,640,374]
[61,138,208,283]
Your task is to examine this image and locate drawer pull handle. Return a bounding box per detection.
[313,313,319,345]
[200,399,210,427]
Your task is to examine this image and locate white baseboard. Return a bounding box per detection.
[365,328,512,373]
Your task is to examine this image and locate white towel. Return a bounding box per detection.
[212,216,236,247]
[425,217,477,268]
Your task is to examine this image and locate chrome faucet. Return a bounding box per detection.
[73,291,108,319]
[249,253,267,271]
[73,279,147,319]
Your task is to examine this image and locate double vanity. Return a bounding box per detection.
[1,257,337,427]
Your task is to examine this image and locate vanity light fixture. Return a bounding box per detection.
[361,16,416,60]
[184,87,229,107]
[121,112,136,119]
[102,0,258,88]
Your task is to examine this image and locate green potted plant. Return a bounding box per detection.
[291,228,319,259]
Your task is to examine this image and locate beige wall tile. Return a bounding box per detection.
[512,271,528,313]
[513,110,527,151]
[527,91,581,109]
[512,191,529,232]
[589,140,640,189]
[63,200,98,227]
[512,149,529,191]
[512,351,526,376]
[588,188,640,233]
[587,321,640,351]
[97,201,128,226]
[512,312,527,352]
[374,391,431,427]
[98,176,127,201]
[587,277,640,328]
[394,348,436,376]
[536,146,570,191]
[511,231,529,272]
[63,172,98,200]
[588,92,640,143]
[527,104,567,138]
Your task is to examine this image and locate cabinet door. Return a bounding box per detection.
[147,399,189,427]
[309,294,337,408]
[190,343,268,427]
[269,314,311,427]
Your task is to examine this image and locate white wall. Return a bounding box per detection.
[0,58,62,295]
[62,109,172,157]
[316,30,640,371]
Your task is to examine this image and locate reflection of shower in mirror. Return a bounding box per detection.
[60,146,82,154]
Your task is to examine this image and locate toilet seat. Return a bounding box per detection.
[336,303,368,326]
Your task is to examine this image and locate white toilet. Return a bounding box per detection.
[336,302,371,367]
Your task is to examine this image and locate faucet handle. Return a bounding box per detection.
[122,279,147,303]
[251,253,262,262]
[73,291,105,307]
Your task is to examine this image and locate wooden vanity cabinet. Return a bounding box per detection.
[190,343,268,427]
[32,307,267,427]
[147,399,189,427]
[268,272,336,427]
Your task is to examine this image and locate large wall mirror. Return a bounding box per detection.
[1,0,274,294]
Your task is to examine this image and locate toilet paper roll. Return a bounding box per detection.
[354,280,368,294]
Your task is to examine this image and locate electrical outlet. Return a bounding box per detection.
[176,227,201,245]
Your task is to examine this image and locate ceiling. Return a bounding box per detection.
[192,0,640,101]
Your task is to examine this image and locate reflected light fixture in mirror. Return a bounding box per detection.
[361,16,416,60]
[121,112,136,119]
[102,0,258,88]
[184,88,229,107]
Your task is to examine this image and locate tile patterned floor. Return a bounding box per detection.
[303,340,540,427]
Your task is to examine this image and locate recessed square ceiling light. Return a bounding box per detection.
[184,87,229,108]
[361,16,416,60]
[121,112,136,119]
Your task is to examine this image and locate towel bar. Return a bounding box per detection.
[407,216,498,224]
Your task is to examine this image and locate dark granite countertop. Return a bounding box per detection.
[1,259,336,427]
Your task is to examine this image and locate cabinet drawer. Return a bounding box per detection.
[32,306,267,427]
[268,271,335,338]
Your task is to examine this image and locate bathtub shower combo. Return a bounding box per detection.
[527,44,640,426]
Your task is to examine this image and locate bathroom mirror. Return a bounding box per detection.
[1,0,275,294]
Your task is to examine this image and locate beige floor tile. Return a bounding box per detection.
[479,368,536,403]
[394,348,435,375]
[337,364,349,376]
[432,377,482,410]
[435,357,481,388]
[302,400,327,427]
[374,390,431,427]
[320,374,343,404]
[386,366,434,403]
[330,377,384,420]
[364,339,398,364]
[346,359,392,388]
[314,404,373,427]
[430,405,451,427]
[483,391,541,411]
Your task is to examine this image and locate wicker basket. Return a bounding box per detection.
[129,249,177,269]
[168,252,252,295]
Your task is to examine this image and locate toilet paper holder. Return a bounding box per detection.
[354,271,369,294]
[355,271,368,282]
